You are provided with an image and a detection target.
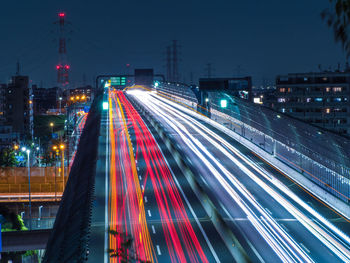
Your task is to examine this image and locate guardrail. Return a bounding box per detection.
[155,83,350,204]
[43,91,103,263]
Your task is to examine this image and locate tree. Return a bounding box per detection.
[322,0,350,57]
[0,147,17,167]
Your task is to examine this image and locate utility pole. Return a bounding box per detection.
[205,63,214,78]
[16,60,20,75]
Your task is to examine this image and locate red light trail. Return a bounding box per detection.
[108,89,209,263]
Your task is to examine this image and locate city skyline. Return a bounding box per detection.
[0,0,346,87]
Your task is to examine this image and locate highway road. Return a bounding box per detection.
[104,89,235,262]
[127,87,350,263]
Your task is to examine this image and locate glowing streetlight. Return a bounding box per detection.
[22,147,32,230]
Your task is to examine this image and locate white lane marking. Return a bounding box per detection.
[144,196,148,203]
[148,210,152,217]
[137,166,139,171]
[265,208,272,215]
[300,243,310,254]
[148,127,221,263]
[139,175,142,180]
[152,225,156,234]
[156,245,161,255]
[141,185,144,191]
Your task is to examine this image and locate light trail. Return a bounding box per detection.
[128,88,350,262]
[108,89,210,263]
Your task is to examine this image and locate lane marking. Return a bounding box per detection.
[265,208,272,216]
[143,107,221,263]
[141,185,144,191]
[299,243,310,254]
[152,225,156,234]
[139,175,142,180]
[148,210,152,217]
[144,196,148,203]
[156,245,161,255]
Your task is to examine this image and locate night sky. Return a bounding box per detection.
[0,0,345,88]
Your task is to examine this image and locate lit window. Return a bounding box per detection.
[281,108,286,113]
[279,88,286,92]
[306,98,311,103]
[325,108,331,114]
[325,87,331,92]
[322,77,328,81]
[277,98,286,103]
[334,98,342,102]
[315,98,323,102]
[333,87,342,92]
[304,77,308,81]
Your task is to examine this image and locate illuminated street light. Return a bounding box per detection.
[220,99,228,108]
[21,147,32,230]
[103,101,109,110]
[14,145,19,150]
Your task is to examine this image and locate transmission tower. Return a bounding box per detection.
[55,12,70,91]
[172,40,180,83]
[166,46,172,82]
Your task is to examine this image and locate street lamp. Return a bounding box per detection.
[22,147,32,230]
[49,122,54,134]
[59,97,63,114]
[59,144,65,192]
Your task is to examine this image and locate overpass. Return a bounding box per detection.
[42,80,350,262]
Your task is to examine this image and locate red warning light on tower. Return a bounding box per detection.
[65,65,70,69]
[58,13,65,17]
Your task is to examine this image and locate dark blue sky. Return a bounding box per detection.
[0,0,345,87]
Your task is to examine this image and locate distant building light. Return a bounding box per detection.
[325,108,331,114]
[205,98,209,102]
[281,108,286,113]
[253,97,262,104]
[315,98,323,102]
[276,114,281,119]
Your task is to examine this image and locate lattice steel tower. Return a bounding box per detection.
[55,12,70,90]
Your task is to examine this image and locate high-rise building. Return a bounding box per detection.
[275,71,350,135]
[32,85,59,114]
[4,76,33,140]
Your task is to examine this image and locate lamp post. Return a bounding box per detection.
[52,145,58,200]
[60,144,65,192]
[22,147,31,230]
[50,122,54,135]
[59,97,62,114]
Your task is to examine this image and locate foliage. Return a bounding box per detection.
[322,0,350,57]
[0,205,28,232]
[108,228,151,263]
[0,147,18,167]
